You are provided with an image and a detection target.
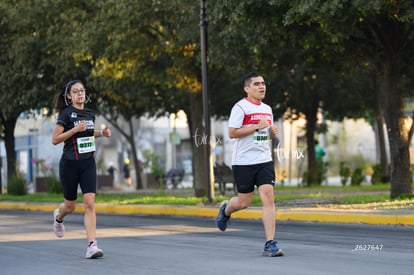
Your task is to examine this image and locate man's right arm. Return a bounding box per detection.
[229,126,257,139]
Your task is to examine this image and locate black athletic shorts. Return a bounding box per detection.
[59,157,97,201]
[232,161,275,193]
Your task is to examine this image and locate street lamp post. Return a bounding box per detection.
[200,0,214,203]
[0,144,2,194]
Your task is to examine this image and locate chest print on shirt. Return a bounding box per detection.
[73,119,95,130]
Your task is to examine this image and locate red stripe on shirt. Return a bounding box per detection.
[71,136,79,160]
[243,113,272,126]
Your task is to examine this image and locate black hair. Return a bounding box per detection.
[54,80,83,113]
[63,80,82,95]
[242,71,262,87]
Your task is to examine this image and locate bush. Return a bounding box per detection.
[316,159,328,185]
[301,171,308,187]
[339,162,351,186]
[7,174,28,195]
[371,164,391,184]
[371,164,382,184]
[351,168,364,186]
[46,176,62,194]
[142,150,165,187]
[300,160,328,187]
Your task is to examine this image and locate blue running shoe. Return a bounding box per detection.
[263,240,284,257]
[216,202,230,231]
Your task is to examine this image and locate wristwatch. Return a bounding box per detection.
[254,124,259,132]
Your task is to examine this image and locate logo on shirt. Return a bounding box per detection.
[73,119,95,130]
[251,114,271,121]
[71,112,77,118]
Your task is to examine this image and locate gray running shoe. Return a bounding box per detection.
[263,240,284,257]
[53,209,64,238]
[85,240,104,259]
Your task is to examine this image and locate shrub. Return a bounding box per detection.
[142,150,165,187]
[316,159,328,185]
[371,164,391,184]
[277,169,287,185]
[371,164,383,184]
[351,168,364,186]
[46,176,62,194]
[301,171,308,187]
[96,157,106,175]
[339,162,351,186]
[7,174,27,195]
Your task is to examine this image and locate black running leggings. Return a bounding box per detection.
[59,157,97,201]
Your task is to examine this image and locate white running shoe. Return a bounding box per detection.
[85,240,104,259]
[53,208,64,238]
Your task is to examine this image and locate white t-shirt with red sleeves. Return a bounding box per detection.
[228,97,273,165]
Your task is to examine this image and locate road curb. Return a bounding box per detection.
[0,202,412,226]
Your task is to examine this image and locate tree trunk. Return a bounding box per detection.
[4,116,18,187]
[128,120,143,190]
[378,61,412,198]
[305,93,319,186]
[102,115,144,190]
[189,91,208,197]
[373,93,389,182]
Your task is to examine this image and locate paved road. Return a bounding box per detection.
[0,210,412,275]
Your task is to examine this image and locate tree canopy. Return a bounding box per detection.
[1,0,413,198]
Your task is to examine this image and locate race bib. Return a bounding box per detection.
[77,136,96,154]
[253,129,269,145]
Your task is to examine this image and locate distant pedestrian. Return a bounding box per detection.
[216,72,284,257]
[123,158,131,185]
[107,162,116,184]
[314,139,327,184]
[51,80,112,259]
[315,140,325,159]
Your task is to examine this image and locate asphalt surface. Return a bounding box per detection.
[0,200,413,226]
[1,210,413,275]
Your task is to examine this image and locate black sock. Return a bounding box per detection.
[265,240,273,245]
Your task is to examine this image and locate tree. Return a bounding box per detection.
[281,0,414,197]
[0,1,64,189]
[69,0,211,195]
[0,0,103,192]
[207,0,367,186]
[0,0,230,197]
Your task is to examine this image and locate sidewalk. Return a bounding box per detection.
[0,200,413,226]
[1,176,413,226]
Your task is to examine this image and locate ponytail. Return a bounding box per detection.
[54,80,83,113]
